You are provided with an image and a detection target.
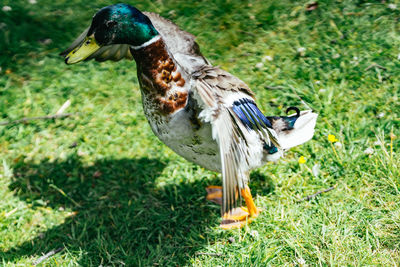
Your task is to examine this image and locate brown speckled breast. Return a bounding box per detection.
[131,38,188,114]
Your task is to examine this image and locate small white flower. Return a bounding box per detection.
[29,0,37,3]
[262,55,273,62]
[397,53,400,60]
[77,150,87,157]
[297,257,306,266]
[334,142,343,149]
[2,6,12,12]
[373,140,381,146]
[315,80,321,85]
[319,88,326,93]
[249,15,255,20]
[297,47,306,56]
[388,4,397,10]
[364,147,374,155]
[250,230,259,239]
[350,56,359,65]
[297,47,306,53]
[332,53,340,59]
[312,164,320,177]
[376,112,385,118]
[255,62,264,69]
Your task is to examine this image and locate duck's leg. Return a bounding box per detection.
[240,185,259,217]
[206,186,223,205]
[206,185,259,229]
[206,186,249,228]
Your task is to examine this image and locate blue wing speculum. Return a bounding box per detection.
[231,98,280,151]
[232,98,273,131]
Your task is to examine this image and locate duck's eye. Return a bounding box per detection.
[85,39,91,45]
[106,20,117,28]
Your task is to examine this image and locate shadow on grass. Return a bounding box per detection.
[1,154,220,265]
[1,7,63,67]
[250,170,276,197]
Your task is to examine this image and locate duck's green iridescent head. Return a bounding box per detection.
[65,3,159,64]
[89,3,158,46]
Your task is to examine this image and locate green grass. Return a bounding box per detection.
[1,0,399,265]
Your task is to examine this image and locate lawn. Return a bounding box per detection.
[0,0,399,266]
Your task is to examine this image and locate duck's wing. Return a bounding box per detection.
[193,66,280,215]
[144,12,204,58]
[60,11,207,65]
[144,12,210,73]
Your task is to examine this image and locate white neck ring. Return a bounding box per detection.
[131,35,161,50]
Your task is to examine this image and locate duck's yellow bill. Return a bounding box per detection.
[65,36,100,64]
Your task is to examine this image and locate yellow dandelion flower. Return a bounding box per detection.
[328,134,338,143]
[298,156,306,164]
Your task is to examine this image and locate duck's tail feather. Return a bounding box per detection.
[267,109,318,150]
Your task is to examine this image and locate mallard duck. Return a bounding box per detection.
[61,3,317,229]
